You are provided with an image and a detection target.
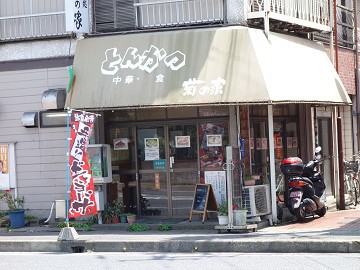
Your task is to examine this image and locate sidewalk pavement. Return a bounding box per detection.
[0,208,359,253]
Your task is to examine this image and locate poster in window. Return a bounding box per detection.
[144,138,159,149]
[175,136,190,148]
[261,138,268,149]
[249,138,254,149]
[287,137,293,148]
[206,134,222,147]
[292,137,298,148]
[113,138,128,150]
[256,138,261,150]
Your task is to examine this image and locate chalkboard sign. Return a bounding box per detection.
[189,184,217,223]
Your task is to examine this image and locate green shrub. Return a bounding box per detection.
[158,224,172,231]
[57,221,95,231]
[127,223,150,232]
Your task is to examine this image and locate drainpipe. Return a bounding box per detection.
[333,0,345,210]
[264,0,270,39]
[354,0,360,150]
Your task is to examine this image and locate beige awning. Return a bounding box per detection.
[65,26,351,109]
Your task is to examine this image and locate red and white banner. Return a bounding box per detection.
[68,110,97,218]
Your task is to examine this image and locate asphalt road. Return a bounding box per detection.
[0,252,359,270]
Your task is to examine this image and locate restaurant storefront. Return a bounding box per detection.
[66,26,350,223]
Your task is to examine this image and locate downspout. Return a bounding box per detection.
[355,0,360,150]
[264,0,270,39]
[333,0,345,210]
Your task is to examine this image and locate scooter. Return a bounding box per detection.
[280,146,327,222]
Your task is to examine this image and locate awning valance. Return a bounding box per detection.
[65,26,351,109]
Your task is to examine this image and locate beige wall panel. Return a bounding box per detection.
[0,66,69,218]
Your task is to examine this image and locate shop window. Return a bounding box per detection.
[104,110,136,122]
[167,107,198,118]
[250,104,298,117]
[199,106,229,117]
[199,122,229,171]
[136,108,166,120]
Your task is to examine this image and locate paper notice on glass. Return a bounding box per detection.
[287,137,293,148]
[204,171,226,205]
[145,149,159,160]
[261,138,268,149]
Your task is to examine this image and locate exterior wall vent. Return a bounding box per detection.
[41,88,66,110]
[22,112,38,127]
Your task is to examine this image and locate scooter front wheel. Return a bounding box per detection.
[294,206,306,222]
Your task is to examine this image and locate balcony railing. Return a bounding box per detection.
[134,0,224,28]
[247,0,331,32]
[0,0,68,41]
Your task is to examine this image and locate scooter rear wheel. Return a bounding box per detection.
[315,206,326,217]
[294,206,306,222]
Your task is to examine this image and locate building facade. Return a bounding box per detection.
[0,0,356,223]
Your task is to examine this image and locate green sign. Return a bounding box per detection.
[153,159,166,170]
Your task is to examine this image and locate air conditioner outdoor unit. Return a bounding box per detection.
[242,184,271,217]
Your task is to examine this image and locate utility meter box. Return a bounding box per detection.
[87,144,112,184]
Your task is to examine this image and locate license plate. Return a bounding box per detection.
[290,191,302,197]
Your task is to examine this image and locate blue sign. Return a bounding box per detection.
[240,137,246,158]
[153,159,166,170]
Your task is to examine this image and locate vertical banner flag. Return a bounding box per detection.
[68,110,97,218]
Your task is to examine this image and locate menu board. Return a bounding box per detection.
[205,171,226,205]
[189,184,217,223]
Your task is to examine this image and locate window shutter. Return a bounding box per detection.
[94,0,136,33]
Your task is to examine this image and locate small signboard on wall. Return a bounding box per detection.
[0,144,10,189]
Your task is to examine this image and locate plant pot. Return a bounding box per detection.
[233,210,247,226]
[103,218,112,224]
[120,214,127,223]
[217,215,229,225]
[112,216,120,224]
[9,209,25,228]
[127,215,136,225]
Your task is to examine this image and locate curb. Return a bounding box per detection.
[0,239,359,253]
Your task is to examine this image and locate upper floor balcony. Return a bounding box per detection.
[247,0,331,33]
[0,0,353,49]
[0,0,68,42]
[132,0,331,33]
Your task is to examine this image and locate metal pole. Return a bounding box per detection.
[268,105,278,224]
[236,106,243,204]
[333,0,345,210]
[65,109,71,225]
[226,146,234,226]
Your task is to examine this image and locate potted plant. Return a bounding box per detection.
[126,212,137,225]
[111,199,124,224]
[217,200,229,225]
[0,190,25,228]
[101,203,113,224]
[232,197,247,226]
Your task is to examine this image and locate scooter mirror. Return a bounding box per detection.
[315,146,322,154]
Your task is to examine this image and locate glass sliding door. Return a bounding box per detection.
[107,127,137,213]
[168,124,198,218]
[137,127,169,217]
